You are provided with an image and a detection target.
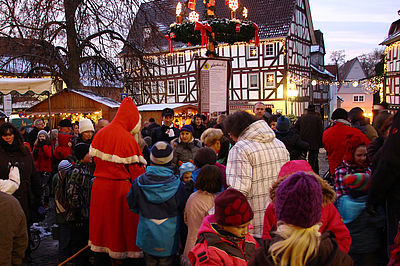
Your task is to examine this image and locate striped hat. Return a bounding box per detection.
[150,141,173,165]
[58,160,73,172]
[343,173,370,191]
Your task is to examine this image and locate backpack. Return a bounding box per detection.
[55,164,92,222]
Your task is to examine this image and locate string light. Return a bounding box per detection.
[242,7,248,18]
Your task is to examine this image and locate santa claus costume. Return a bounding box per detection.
[88,97,146,259]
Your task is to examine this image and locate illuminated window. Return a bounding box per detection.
[353,95,365,102]
[248,46,258,59]
[264,73,275,88]
[265,43,274,57]
[248,73,259,88]
[168,81,175,94]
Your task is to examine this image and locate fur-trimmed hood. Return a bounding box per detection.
[269,171,336,206]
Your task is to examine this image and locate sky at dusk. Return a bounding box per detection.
[309,0,399,64]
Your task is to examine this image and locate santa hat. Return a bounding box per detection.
[90,97,145,165]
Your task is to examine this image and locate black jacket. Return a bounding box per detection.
[368,111,400,205]
[249,231,353,266]
[275,129,309,160]
[0,141,41,224]
[295,112,323,150]
[152,125,180,145]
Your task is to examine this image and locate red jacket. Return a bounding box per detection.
[54,133,73,161]
[323,122,370,175]
[189,215,258,265]
[262,202,351,253]
[33,144,53,172]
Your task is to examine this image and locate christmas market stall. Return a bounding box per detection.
[137,103,198,128]
[25,88,120,127]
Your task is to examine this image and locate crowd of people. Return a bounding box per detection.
[0,98,399,266]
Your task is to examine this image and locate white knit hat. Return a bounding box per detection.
[79,119,94,134]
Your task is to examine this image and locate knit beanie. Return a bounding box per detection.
[181,125,194,134]
[38,130,49,138]
[150,141,173,165]
[343,134,368,164]
[179,162,196,178]
[214,188,253,226]
[58,160,73,172]
[74,143,90,161]
[276,116,290,132]
[79,119,94,134]
[277,160,313,180]
[194,147,217,168]
[58,119,72,128]
[275,171,322,228]
[343,173,370,191]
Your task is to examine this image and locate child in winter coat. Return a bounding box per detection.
[250,172,353,266]
[274,116,309,160]
[334,135,386,265]
[189,188,258,265]
[183,165,222,260]
[179,161,196,192]
[262,160,351,253]
[127,141,189,265]
[33,130,53,207]
[171,125,202,173]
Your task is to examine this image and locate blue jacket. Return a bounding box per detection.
[127,166,187,257]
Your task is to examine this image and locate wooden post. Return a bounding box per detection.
[47,91,52,129]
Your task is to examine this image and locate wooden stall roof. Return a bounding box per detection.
[25,88,120,120]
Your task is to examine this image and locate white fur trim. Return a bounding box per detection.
[89,241,143,259]
[90,147,147,165]
[130,115,142,135]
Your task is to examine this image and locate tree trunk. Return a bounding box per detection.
[64,0,83,89]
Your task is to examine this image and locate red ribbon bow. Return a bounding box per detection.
[253,23,259,47]
[164,33,176,53]
[195,22,212,48]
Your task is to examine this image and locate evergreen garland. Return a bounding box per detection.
[168,18,256,46]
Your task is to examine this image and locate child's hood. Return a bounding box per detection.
[137,166,180,204]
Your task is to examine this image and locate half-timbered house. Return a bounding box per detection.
[381,18,400,111]
[122,0,317,116]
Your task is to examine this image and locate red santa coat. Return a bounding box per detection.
[89,97,146,259]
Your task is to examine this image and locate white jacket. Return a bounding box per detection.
[226,120,289,238]
[0,166,20,194]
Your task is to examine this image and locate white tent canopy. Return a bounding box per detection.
[0,78,52,94]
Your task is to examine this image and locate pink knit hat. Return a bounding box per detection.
[277,160,313,180]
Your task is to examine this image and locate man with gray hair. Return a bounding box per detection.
[28,119,45,150]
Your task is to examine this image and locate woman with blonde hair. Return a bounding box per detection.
[200,128,230,165]
[249,172,353,265]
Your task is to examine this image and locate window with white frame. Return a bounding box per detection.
[178,54,184,64]
[248,73,259,89]
[179,80,186,94]
[264,73,275,88]
[168,81,175,94]
[248,46,258,59]
[353,95,365,102]
[265,43,274,57]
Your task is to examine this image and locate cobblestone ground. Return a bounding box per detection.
[28,150,330,265]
